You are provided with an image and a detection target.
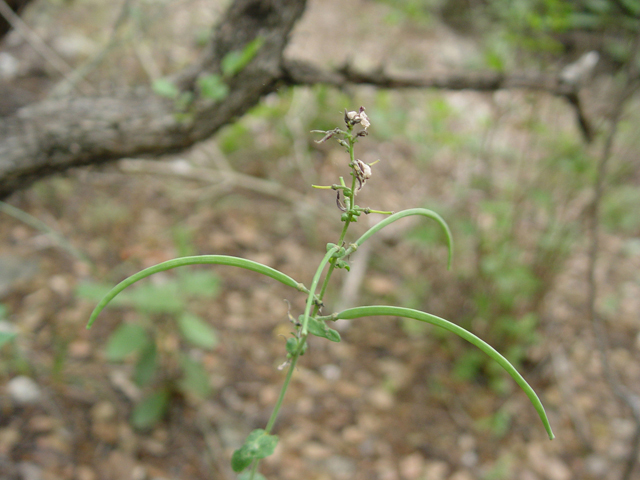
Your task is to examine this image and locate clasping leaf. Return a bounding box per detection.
[231,429,279,473]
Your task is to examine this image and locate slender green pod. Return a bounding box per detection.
[344,208,453,269]
[328,305,554,440]
[86,255,307,328]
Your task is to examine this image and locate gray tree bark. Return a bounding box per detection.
[0,0,307,198]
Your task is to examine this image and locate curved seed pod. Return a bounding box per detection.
[345,208,453,269]
[87,255,307,329]
[331,305,555,440]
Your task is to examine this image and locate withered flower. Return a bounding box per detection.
[344,106,370,131]
[354,159,373,194]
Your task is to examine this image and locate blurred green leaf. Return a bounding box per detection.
[484,50,506,71]
[121,282,185,314]
[178,354,211,398]
[0,304,15,347]
[239,472,267,480]
[231,429,279,473]
[131,390,170,430]
[152,78,180,99]
[172,227,196,257]
[197,74,229,101]
[134,341,157,386]
[476,406,513,439]
[105,324,149,361]
[177,270,220,298]
[79,280,184,313]
[221,36,264,78]
[177,313,219,350]
[453,349,484,382]
[0,331,17,348]
[602,186,640,234]
[175,91,194,111]
[77,281,122,303]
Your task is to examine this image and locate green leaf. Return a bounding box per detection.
[221,36,265,78]
[197,74,229,101]
[131,390,170,430]
[105,324,149,361]
[231,450,252,473]
[152,78,180,99]
[335,259,350,271]
[134,341,157,386]
[306,316,341,343]
[178,354,212,398]
[177,313,219,350]
[231,429,279,473]
[285,337,298,356]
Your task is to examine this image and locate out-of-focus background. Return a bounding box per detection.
[1,1,639,479]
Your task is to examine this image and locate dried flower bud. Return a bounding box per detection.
[312,128,339,144]
[358,107,370,131]
[344,106,371,131]
[353,159,373,194]
[345,110,358,122]
[355,159,372,180]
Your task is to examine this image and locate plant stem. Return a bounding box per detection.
[248,126,361,480]
[317,133,359,310]
[265,353,300,433]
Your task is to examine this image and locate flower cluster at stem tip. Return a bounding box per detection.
[312,107,389,218]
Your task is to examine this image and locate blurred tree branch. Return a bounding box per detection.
[0,0,607,198]
[282,58,595,141]
[0,0,33,40]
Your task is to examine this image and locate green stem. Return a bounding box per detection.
[301,246,340,335]
[248,459,260,480]
[316,215,352,304]
[248,338,302,480]
[249,124,364,480]
[316,134,359,314]
[265,353,300,433]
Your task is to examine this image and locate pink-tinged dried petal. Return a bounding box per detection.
[356,159,372,179]
[359,112,370,130]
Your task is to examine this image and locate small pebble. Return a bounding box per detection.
[7,376,42,405]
